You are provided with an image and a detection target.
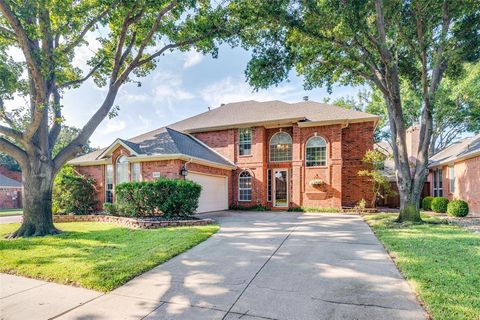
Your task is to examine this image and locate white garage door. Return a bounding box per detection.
[187,172,228,213]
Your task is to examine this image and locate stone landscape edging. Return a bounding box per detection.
[52,214,215,229]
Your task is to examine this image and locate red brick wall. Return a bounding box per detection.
[75,121,376,211]
[75,165,105,211]
[295,124,343,208]
[341,122,376,207]
[0,165,22,182]
[193,129,236,161]
[142,160,183,180]
[0,188,22,209]
[428,156,480,216]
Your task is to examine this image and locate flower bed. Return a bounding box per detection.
[52,214,215,229]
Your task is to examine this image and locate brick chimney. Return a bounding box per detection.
[406,124,420,163]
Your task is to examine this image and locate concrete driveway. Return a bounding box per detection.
[2,212,426,320]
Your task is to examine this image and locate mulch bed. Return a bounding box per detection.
[426,211,480,233]
[52,214,215,229]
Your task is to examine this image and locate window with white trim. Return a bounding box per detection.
[131,162,141,182]
[433,168,443,197]
[116,156,129,185]
[239,128,252,156]
[306,136,327,167]
[238,171,252,201]
[269,132,292,162]
[105,164,113,203]
[449,165,455,193]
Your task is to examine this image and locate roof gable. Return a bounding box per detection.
[0,174,22,188]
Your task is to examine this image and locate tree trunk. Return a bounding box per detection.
[7,161,59,238]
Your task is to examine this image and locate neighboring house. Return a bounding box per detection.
[70,100,379,213]
[428,133,480,216]
[0,174,22,209]
[375,125,429,208]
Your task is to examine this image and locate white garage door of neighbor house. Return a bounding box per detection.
[187,172,228,213]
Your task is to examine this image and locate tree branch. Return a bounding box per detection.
[59,58,105,88]
[0,0,46,96]
[48,85,61,153]
[0,137,27,168]
[62,1,118,54]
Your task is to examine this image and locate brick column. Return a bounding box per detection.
[291,124,302,206]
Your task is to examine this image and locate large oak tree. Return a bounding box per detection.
[235,0,480,221]
[0,0,238,237]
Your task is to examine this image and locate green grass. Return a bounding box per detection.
[0,222,219,292]
[364,213,480,320]
[0,209,23,216]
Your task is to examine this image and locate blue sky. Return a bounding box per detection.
[62,44,364,148]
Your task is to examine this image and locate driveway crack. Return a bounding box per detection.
[310,296,414,311]
[222,224,297,320]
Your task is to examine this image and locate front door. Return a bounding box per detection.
[274,169,288,207]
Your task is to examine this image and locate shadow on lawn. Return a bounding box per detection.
[0,224,217,291]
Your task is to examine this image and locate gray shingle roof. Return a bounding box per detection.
[0,174,22,188]
[170,100,379,132]
[70,127,234,167]
[71,99,379,166]
[429,133,480,167]
[129,127,234,166]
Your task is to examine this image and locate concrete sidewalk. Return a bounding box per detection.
[1,212,426,320]
[0,215,21,224]
[0,274,102,320]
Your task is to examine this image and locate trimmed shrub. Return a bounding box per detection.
[52,165,97,214]
[229,204,270,211]
[103,203,118,216]
[447,200,469,217]
[431,197,449,213]
[422,196,434,211]
[115,178,201,218]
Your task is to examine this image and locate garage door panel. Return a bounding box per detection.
[187,172,228,213]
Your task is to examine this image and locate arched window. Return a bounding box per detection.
[238,171,252,201]
[306,136,327,167]
[116,156,129,184]
[270,132,292,162]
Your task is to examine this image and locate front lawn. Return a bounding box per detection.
[0,222,218,291]
[0,209,23,216]
[364,213,480,320]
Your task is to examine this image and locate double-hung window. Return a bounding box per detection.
[239,128,252,156]
[449,165,455,193]
[433,168,443,197]
[105,164,114,203]
[238,171,252,201]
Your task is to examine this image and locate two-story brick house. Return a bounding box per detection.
[70,100,379,212]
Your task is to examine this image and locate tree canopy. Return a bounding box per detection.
[235,0,480,221]
[0,0,242,237]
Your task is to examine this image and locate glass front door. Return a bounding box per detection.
[274,169,288,207]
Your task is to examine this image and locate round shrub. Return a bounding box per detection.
[431,197,449,213]
[422,196,434,211]
[52,165,97,214]
[447,200,469,217]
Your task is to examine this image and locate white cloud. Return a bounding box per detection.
[199,76,298,108]
[183,50,204,69]
[102,119,127,134]
[153,72,195,103]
